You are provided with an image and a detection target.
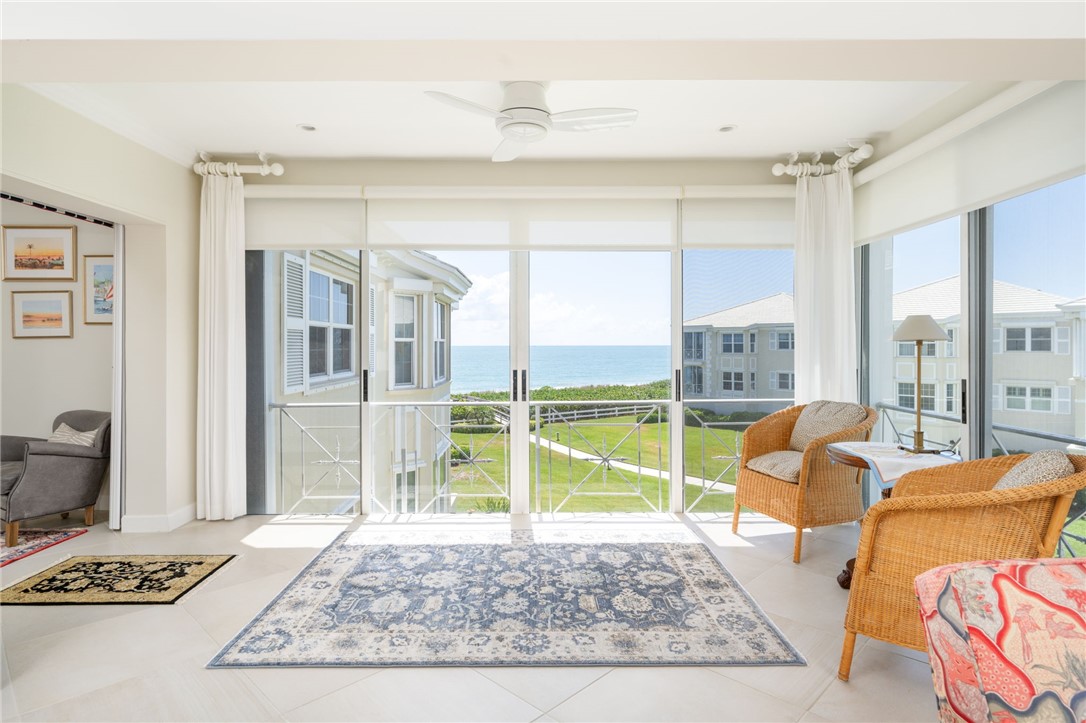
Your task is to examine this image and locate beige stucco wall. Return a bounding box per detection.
[1,84,201,531]
[0,203,114,437]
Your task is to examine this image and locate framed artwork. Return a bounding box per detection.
[2,226,77,281]
[11,290,73,338]
[83,255,114,324]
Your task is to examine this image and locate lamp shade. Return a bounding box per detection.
[893,314,950,342]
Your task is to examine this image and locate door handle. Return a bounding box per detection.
[512,369,518,402]
[960,378,967,425]
[521,369,527,400]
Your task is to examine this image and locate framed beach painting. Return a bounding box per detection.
[83,255,114,324]
[11,290,73,338]
[2,226,77,281]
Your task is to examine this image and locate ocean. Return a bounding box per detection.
[451,345,670,394]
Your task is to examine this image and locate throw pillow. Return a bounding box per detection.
[746,450,804,484]
[47,422,97,447]
[789,400,868,451]
[993,449,1074,490]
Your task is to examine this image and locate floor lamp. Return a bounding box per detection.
[892,314,950,453]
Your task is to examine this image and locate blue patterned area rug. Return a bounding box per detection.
[208,528,804,667]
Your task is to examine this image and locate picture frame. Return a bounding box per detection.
[2,226,77,281]
[83,255,115,324]
[11,290,73,338]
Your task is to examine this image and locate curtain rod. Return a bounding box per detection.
[192,152,285,177]
[771,142,874,178]
[0,191,116,228]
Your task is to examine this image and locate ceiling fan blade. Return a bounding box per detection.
[424,90,508,119]
[550,108,638,132]
[492,138,528,163]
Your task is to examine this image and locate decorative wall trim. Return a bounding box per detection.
[362,185,683,200]
[245,185,364,199]
[247,185,795,200]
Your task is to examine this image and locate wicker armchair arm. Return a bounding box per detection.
[869,474,1080,517]
[740,406,802,465]
[856,505,1050,580]
[856,473,1084,569]
[892,455,1025,498]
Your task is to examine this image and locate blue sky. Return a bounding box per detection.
[894,175,1085,299]
[434,175,1084,346]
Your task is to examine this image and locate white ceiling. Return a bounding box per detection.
[4,2,1084,167]
[26,80,968,164]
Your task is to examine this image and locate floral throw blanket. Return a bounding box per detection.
[914,558,1086,723]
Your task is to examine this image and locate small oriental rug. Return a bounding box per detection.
[0,554,234,605]
[209,529,804,668]
[0,528,87,567]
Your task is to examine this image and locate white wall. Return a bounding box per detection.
[1,84,201,531]
[0,203,114,436]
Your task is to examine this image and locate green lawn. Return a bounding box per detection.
[448,413,742,513]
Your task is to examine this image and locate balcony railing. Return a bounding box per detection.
[531,400,668,513]
[265,398,1083,555]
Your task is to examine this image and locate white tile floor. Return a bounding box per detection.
[0,513,938,722]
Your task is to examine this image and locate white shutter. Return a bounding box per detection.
[369,285,376,373]
[283,252,307,394]
[1056,386,1071,414]
[992,383,1002,411]
[770,371,779,390]
[1056,327,1070,354]
[769,331,778,351]
[992,327,1003,354]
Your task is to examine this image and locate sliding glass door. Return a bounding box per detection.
[258,248,363,514]
[367,249,510,515]
[528,251,671,513]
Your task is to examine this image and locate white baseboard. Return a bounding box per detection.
[121,503,196,533]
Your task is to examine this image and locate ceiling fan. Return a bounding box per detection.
[424,81,638,162]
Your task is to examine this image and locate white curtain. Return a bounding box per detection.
[793,170,858,404]
[196,172,247,520]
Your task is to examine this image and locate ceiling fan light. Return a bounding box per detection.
[500,121,548,142]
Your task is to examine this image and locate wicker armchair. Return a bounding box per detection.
[838,454,1086,682]
[731,403,878,563]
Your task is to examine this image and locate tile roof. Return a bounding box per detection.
[892,276,1071,321]
[683,277,1072,328]
[684,292,794,328]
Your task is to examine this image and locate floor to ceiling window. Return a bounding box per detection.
[988,175,1085,455]
[681,248,795,512]
[679,197,796,513]
[859,174,1085,555]
[864,216,963,453]
[259,248,363,514]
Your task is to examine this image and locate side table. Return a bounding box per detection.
[826,442,961,588]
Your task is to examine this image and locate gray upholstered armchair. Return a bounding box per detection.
[1,410,111,547]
